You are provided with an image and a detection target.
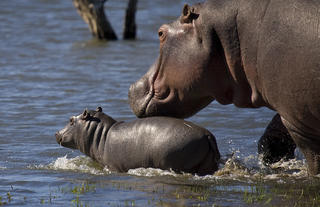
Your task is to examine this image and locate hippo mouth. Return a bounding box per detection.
[129,64,160,117]
[55,132,63,145]
[145,88,178,116]
[55,131,77,149]
[128,82,152,118]
[129,57,215,118]
[129,69,216,118]
[129,65,184,117]
[129,84,174,118]
[130,80,214,118]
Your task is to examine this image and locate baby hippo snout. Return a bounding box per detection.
[55,132,62,145]
[55,128,77,149]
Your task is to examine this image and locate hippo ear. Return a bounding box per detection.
[82,109,90,120]
[180,4,199,24]
[96,107,102,112]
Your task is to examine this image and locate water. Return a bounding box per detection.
[1,0,319,206]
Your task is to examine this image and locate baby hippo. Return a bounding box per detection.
[55,107,220,175]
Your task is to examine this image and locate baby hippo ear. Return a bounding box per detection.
[82,109,90,119]
[96,107,103,112]
[180,4,199,24]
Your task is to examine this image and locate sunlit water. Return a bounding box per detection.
[1,0,319,206]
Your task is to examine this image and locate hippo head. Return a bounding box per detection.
[55,107,116,153]
[129,3,236,118]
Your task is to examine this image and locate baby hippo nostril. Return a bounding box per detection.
[55,132,62,144]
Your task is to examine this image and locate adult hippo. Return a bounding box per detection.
[55,107,220,175]
[128,0,320,174]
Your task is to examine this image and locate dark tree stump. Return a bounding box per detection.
[73,0,117,40]
[258,113,297,164]
[123,0,138,39]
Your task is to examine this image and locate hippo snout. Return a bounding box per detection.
[55,132,62,145]
[128,76,152,118]
[55,130,77,149]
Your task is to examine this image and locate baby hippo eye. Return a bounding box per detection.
[158,26,167,42]
[158,31,163,38]
[69,117,74,125]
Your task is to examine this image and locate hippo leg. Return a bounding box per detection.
[282,119,320,175]
[296,141,320,175]
[258,114,296,164]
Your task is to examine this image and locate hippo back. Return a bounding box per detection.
[103,117,220,174]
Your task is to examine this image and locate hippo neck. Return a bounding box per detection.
[205,0,267,108]
[80,117,117,162]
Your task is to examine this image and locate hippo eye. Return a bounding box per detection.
[158,31,163,37]
[158,27,167,42]
[69,117,74,125]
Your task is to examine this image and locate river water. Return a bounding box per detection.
[1,0,319,206]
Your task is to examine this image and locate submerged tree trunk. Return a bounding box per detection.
[73,0,117,40]
[123,0,138,39]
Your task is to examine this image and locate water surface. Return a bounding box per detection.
[0,0,318,206]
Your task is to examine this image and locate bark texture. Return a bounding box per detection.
[73,0,117,40]
[123,0,138,39]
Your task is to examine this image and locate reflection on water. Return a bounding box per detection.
[0,0,317,206]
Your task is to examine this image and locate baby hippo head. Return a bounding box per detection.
[55,107,116,151]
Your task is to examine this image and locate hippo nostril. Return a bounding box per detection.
[55,132,62,144]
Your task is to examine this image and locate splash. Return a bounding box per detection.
[267,158,308,178]
[32,154,309,181]
[127,167,182,177]
[33,155,111,175]
[215,156,307,181]
[191,154,309,183]
[215,157,252,178]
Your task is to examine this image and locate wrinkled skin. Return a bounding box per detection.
[129,0,320,175]
[56,107,220,175]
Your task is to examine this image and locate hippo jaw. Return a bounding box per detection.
[128,68,156,118]
[129,76,214,118]
[56,132,77,149]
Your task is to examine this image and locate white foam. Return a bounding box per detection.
[127,167,181,177]
[32,154,309,181]
[34,155,111,175]
[268,158,308,178]
[208,155,309,182]
[269,158,306,171]
[192,174,221,181]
